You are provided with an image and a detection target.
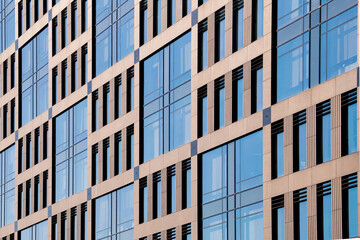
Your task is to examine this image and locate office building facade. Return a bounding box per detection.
[0,0,359,239]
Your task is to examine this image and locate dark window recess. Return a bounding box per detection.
[182,223,191,239]
[115,131,122,175]
[341,89,357,156]
[232,66,243,122]
[271,119,284,179]
[153,171,161,219]
[214,8,225,63]
[293,188,307,239]
[61,10,67,48]
[19,1,23,36]
[71,53,77,92]
[103,83,110,126]
[167,228,176,240]
[197,85,207,138]
[198,19,208,72]
[3,60,7,95]
[52,67,58,105]
[214,77,225,130]
[18,139,23,173]
[115,74,122,119]
[272,195,285,240]
[35,128,40,164]
[342,173,358,238]
[61,60,68,99]
[81,44,88,85]
[18,184,23,219]
[43,170,48,208]
[92,90,99,132]
[251,55,263,113]
[317,181,332,240]
[10,54,15,89]
[139,177,147,224]
[316,100,331,164]
[26,134,31,169]
[182,159,191,209]
[167,165,176,214]
[34,175,40,212]
[92,144,99,186]
[26,180,31,216]
[140,0,148,45]
[52,216,57,240]
[293,110,306,172]
[52,17,58,56]
[61,211,67,240]
[153,232,161,240]
[80,202,87,240]
[43,122,48,159]
[126,124,134,170]
[71,207,77,240]
[3,105,7,138]
[127,67,134,112]
[103,138,110,180]
[71,1,77,40]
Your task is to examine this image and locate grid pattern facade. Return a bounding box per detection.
[0,0,358,239]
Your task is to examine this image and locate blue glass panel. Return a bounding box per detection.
[95,194,111,239]
[74,151,87,194]
[256,68,263,111]
[202,96,208,136]
[347,103,357,154]
[219,88,225,129]
[299,201,307,239]
[256,0,263,38]
[277,132,284,177]
[348,187,358,237]
[299,123,307,170]
[96,28,111,76]
[235,7,244,51]
[36,76,48,116]
[170,95,191,150]
[55,161,68,202]
[277,207,285,240]
[322,113,331,163]
[236,78,243,120]
[201,30,208,70]
[322,194,332,239]
[203,214,227,240]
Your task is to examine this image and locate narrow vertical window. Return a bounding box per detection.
[252,0,263,41]
[115,75,122,118]
[26,180,31,215]
[232,66,243,121]
[342,173,358,238]
[294,188,307,239]
[103,138,110,180]
[35,0,40,22]
[251,56,263,113]
[71,53,77,92]
[154,0,161,36]
[115,131,122,175]
[10,99,15,134]
[81,203,87,240]
[167,0,176,27]
[198,20,208,72]
[198,85,207,137]
[61,60,68,99]
[103,83,110,126]
[43,171,48,207]
[341,89,357,156]
[272,120,284,179]
[71,1,77,40]
[92,90,99,132]
[127,125,134,170]
[43,0,47,14]
[127,68,134,112]
[34,175,40,212]
[81,0,87,33]
[62,10,67,48]
[153,171,161,219]
[317,181,332,240]
[293,111,307,172]
[19,1,23,35]
[81,44,88,85]
[233,0,244,52]
[215,8,225,62]
[92,144,99,185]
[61,212,67,240]
[43,123,48,159]
[53,17,58,56]
[140,0,148,45]
[19,139,23,173]
[52,216,58,240]
[198,0,207,6]
[3,105,8,138]
[26,134,31,169]
[167,165,176,214]
[316,100,331,164]
[182,159,191,209]
[272,195,285,240]
[183,0,191,16]
[10,55,15,89]
[71,208,77,240]
[53,67,58,104]
[26,0,31,29]
[140,177,148,223]
[182,224,191,239]
[214,77,225,130]
[3,60,7,95]
[18,184,23,219]
[35,128,40,164]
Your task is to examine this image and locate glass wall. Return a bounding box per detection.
[95,184,134,240]
[142,32,191,162]
[21,27,48,126]
[0,145,15,227]
[19,220,48,240]
[0,0,15,52]
[201,130,263,239]
[55,99,87,202]
[95,0,134,76]
[275,0,357,102]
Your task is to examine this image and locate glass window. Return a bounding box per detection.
[233,0,244,52]
[153,172,161,219]
[154,0,161,36]
[317,101,331,164]
[215,84,225,130]
[127,131,134,169]
[253,0,263,40]
[95,0,134,76]
[55,99,87,202]
[20,220,48,240]
[254,68,263,112]
[104,85,110,125]
[168,0,176,26]
[342,90,357,156]
[202,130,263,239]
[317,182,331,240]
[95,184,134,240]
[127,70,134,112]
[20,27,49,127]
[2,0,15,51]
[198,92,207,137]
[62,11,67,48]
[233,67,243,121]
[198,20,208,72]
[0,145,15,227]
[72,3,77,40]
[215,9,225,62]
[142,32,191,162]
[342,174,358,238]
[274,206,285,240]
[115,132,122,175]
[141,1,148,45]
[140,179,147,223]
[182,160,191,209]
[272,121,284,179]
[167,166,176,214]
[293,111,307,172]
[82,0,88,32]
[115,77,122,118]
[294,189,307,240]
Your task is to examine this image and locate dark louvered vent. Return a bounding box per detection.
[317,181,331,197]
[234,0,244,11]
[316,100,331,117]
[115,74,122,86]
[293,110,306,126]
[215,77,225,90]
[198,85,207,98]
[252,55,263,70]
[293,188,307,204]
[271,119,283,135]
[127,124,134,135]
[140,177,147,188]
[167,165,175,177]
[198,19,207,32]
[215,8,225,22]
[140,0,147,10]
[115,131,122,142]
[167,228,176,239]
[233,66,243,81]
[153,232,161,240]
[182,223,191,235]
[341,89,357,107]
[272,195,284,209]
[182,159,191,171]
[342,173,357,190]
[153,171,161,182]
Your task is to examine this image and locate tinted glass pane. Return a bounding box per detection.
[322,194,332,239]
[256,68,263,111]
[299,201,307,239]
[347,103,357,154]
[298,123,307,170]
[202,96,208,136]
[219,88,225,129]
[236,78,243,120]
[322,113,331,163]
[277,208,285,240]
[277,132,284,177]
[348,187,358,237]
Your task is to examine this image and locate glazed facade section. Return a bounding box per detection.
[0,0,358,239]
